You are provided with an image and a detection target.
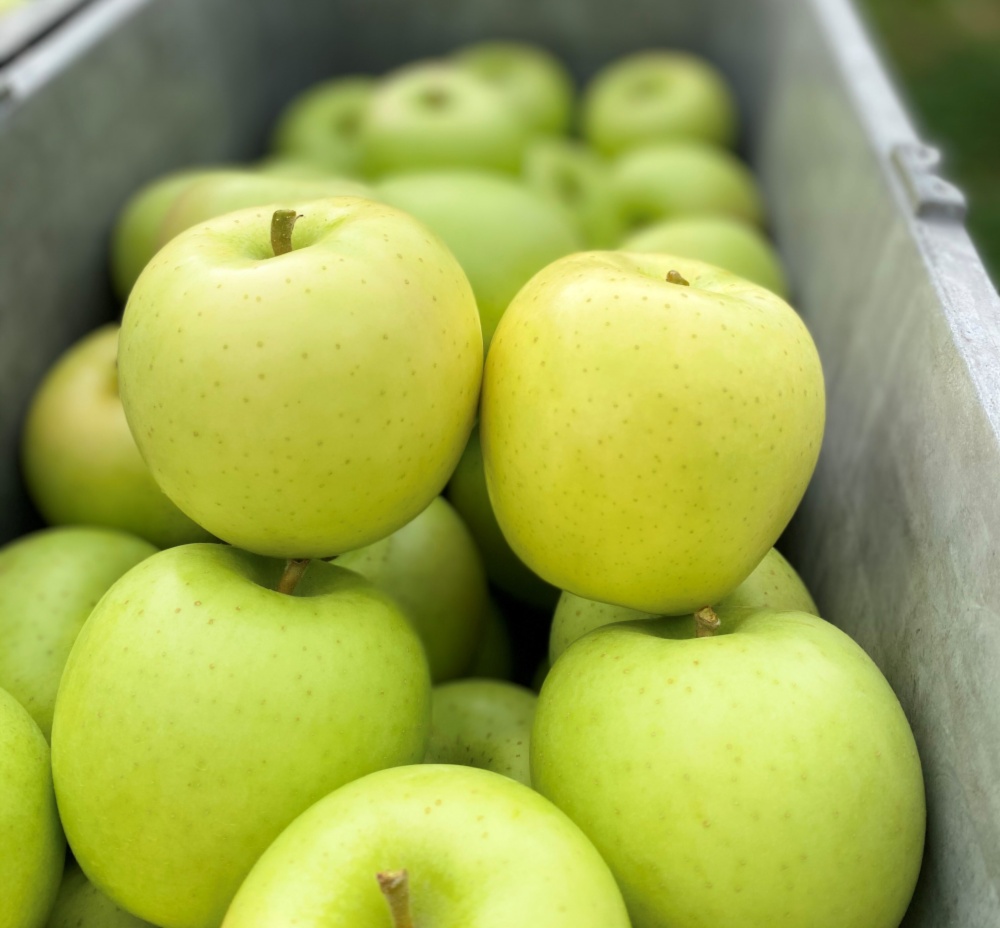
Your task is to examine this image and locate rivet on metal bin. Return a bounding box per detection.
[890,142,968,221]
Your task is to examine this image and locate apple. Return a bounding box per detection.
[360,62,528,177]
[445,425,557,608]
[254,156,346,180]
[21,325,214,548]
[581,50,737,156]
[466,598,513,680]
[337,497,489,682]
[45,861,155,928]
[378,170,582,349]
[550,546,816,662]
[268,75,375,177]
[0,687,65,928]
[426,679,537,784]
[51,545,431,928]
[119,198,482,558]
[453,40,574,136]
[532,608,926,928]
[621,215,789,297]
[613,142,765,231]
[0,525,156,739]
[522,137,625,248]
[481,251,825,614]
[223,764,632,928]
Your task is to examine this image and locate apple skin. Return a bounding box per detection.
[51,545,430,928]
[21,325,214,548]
[426,679,537,784]
[44,862,155,928]
[550,547,816,663]
[621,215,789,297]
[445,425,558,608]
[223,764,632,928]
[532,609,926,928]
[481,251,825,614]
[467,599,513,680]
[336,497,489,683]
[378,170,582,350]
[119,197,482,559]
[453,41,575,136]
[0,687,65,928]
[613,142,765,230]
[522,137,625,248]
[582,50,737,156]
[268,75,375,177]
[0,526,156,739]
[361,62,528,177]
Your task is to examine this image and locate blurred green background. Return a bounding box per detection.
[861,0,1000,281]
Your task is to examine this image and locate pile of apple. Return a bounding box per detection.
[1,41,925,928]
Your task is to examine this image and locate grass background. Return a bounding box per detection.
[860,0,1000,282]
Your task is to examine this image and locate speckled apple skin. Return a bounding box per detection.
[549,546,818,662]
[532,611,926,928]
[118,197,482,559]
[481,252,825,615]
[0,689,65,928]
[223,764,632,928]
[51,545,431,928]
[45,862,155,928]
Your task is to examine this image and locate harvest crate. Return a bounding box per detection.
[1,0,998,924]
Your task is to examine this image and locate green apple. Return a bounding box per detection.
[21,325,214,548]
[0,526,156,739]
[446,425,557,608]
[453,41,574,136]
[119,198,482,558]
[110,167,230,300]
[360,62,528,177]
[52,545,430,928]
[157,170,374,246]
[532,608,926,928]
[223,764,631,927]
[0,687,64,928]
[467,599,513,680]
[254,156,346,180]
[337,497,488,682]
[378,170,582,349]
[550,547,816,662]
[45,862,155,928]
[268,75,375,176]
[522,137,625,248]
[613,141,764,230]
[426,679,537,784]
[481,252,825,614]
[581,50,737,155]
[621,215,788,296]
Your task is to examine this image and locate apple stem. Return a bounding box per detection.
[695,606,721,638]
[270,208,300,257]
[666,270,690,286]
[277,558,310,595]
[377,869,415,928]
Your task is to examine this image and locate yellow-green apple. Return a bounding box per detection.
[453,41,574,136]
[467,599,513,679]
[378,170,582,349]
[119,198,482,558]
[0,687,64,928]
[360,62,528,176]
[532,609,926,928]
[613,141,764,230]
[426,679,537,784]
[337,497,488,682]
[45,862,155,928]
[522,137,624,248]
[481,252,824,614]
[550,547,816,662]
[582,50,737,155]
[51,545,430,928]
[268,76,375,177]
[622,215,789,296]
[0,526,155,739]
[21,325,213,548]
[223,765,632,928]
